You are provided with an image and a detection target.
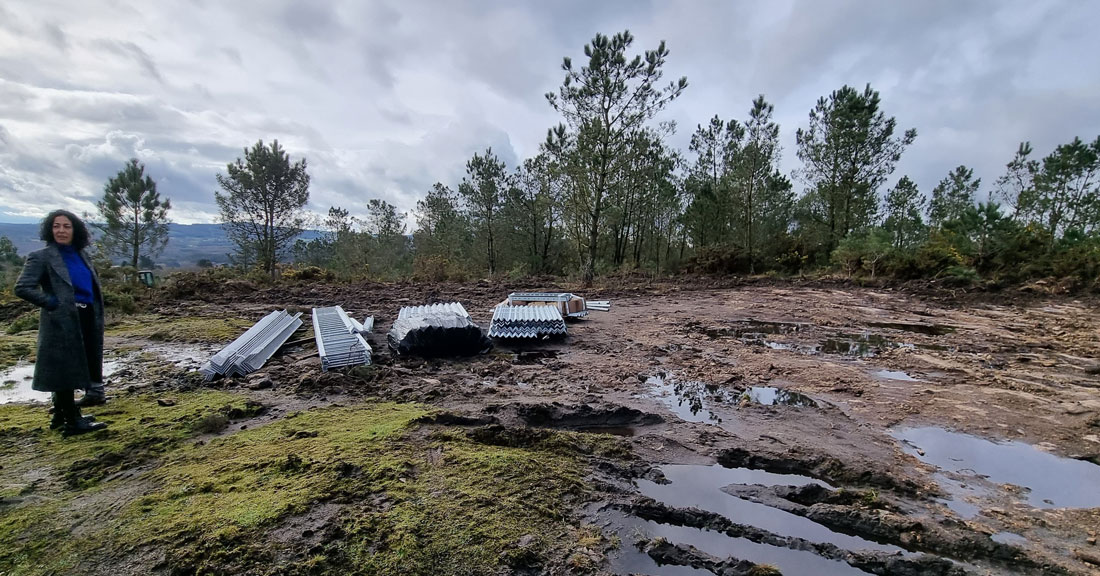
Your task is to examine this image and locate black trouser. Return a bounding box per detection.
[77,304,102,385]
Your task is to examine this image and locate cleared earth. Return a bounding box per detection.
[1,278,1098,575]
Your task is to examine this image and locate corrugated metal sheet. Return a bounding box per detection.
[199,310,303,380]
[313,306,372,371]
[388,301,489,356]
[488,304,567,339]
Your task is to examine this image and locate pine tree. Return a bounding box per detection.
[96,158,171,270]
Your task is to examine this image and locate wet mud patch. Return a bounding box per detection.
[485,400,664,431]
[716,447,924,496]
[866,321,957,336]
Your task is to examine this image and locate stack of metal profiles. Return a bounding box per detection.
[313,306,372,371]
[488,304,568,339]
[586,300,611,311]
[199,310,303,380]
[507,292,588,318]
[388,302,490,356]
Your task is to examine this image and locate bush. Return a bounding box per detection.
[687,245,750,274]
[282,265,335,282]
[941,265,979,287]
[412,255,468,282]
[103,289,138,314]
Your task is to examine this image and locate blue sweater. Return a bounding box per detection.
[58,245,94,305]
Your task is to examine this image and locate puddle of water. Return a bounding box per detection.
[866,321,955,336]
[740,386,818,407]
[0,363,46,404]
[643,374,734,424]
[0,357,133,404]
[574,426,635,437]
[820,333,892,357]
[894,427,1100,509]
[871,370,920,382]
[730,320,806,336]
[602,509,869,576]
[931,473,986,519]
[639,464,899,554]
[991,532,1027,546]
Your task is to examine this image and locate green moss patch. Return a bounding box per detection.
[105,314,255,343]
[0,396,617,576]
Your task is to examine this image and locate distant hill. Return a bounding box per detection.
[0,222,324,268]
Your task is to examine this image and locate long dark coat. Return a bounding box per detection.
[13,244,105,392]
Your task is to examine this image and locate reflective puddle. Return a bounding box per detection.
[740,386,818,407]
[638,464,898,554]
[603,463,898,574]
[1,357,131,404]
[643,374,736,424]
[820,333,892,357]
[894,427,1100,509]
[600,508,868,576]
[871,369,920,382]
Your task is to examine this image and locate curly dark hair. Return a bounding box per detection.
[39,209,90,250]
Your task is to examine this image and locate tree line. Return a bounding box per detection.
[14,29,1095,289]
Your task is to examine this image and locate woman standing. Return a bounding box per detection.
[14,210,108,436]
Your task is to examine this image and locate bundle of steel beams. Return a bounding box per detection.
[586,300,611,311]
[199,310,303,380]
[388,302,490,356]
[488,304,567,339]
[313,306,372,371]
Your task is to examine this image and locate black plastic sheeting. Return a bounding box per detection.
[387,302,492,357]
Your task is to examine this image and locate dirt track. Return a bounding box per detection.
[129,278,1100,574]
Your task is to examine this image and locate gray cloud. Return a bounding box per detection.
[0,0,1098,227]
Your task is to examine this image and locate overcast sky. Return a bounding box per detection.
[1,0,1097,226]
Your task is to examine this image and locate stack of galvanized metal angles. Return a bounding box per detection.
[199,310,303,380]
[586,300,611,312]
[388,302,490,356]
[488,304,568,339]
[313,306,372,371]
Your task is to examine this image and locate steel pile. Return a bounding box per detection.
[387,302,490,356]
[313,306,372,371]
[488,304,568,339]
[586,300,611,311]
[199,310,303,380]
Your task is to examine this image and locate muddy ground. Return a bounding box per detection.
[3,277,1100,575]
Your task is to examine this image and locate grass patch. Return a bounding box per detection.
[0,330,36,371]
[0,397,611,576]
[105,314,255,343]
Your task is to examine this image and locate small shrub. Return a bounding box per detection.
[103,289,138,314]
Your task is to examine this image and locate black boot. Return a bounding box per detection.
[57,390,107,437]
[49,407,95,430]
[76,383,106,407]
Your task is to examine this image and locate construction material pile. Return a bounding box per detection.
[507,292,588,318]
[488,304,568,339]
[387,302,490,356]
[199,310,303,380]
[313,306,372,371]
[586,300,611,312]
